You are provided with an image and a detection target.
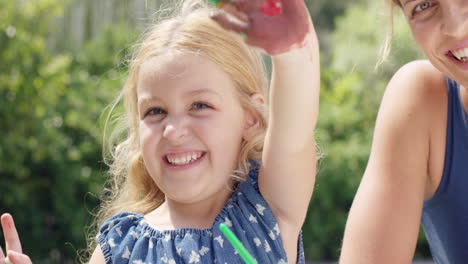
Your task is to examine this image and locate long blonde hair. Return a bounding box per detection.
[84,0,268,260]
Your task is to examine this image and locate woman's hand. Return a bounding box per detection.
[0,214,32,264]
[210,0,312,55]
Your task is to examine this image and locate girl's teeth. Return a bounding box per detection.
[167,152,202,165]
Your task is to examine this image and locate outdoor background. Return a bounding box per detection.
[0,0,430,263]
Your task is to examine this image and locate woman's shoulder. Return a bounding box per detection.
[389,60,446,95]
[382,60,447,120]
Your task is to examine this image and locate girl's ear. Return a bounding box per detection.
[243,93,265,140]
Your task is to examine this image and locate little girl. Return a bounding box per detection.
[0,0,320,263]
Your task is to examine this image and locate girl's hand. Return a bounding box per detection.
[210,0,312,55]
[0,214,32,264]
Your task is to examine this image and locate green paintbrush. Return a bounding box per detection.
[208,0,223,6]
[219,223,257,264]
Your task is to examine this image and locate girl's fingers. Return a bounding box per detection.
[210,11,249,34]
[0,214,22,253]
[219,3,249,24]
[7,251,32,264]
[0,247,5,264]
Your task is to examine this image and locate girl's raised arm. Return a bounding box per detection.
[212,0,320,257]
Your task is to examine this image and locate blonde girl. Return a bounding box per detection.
[1,0,320,263]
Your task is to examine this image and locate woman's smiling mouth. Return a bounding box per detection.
[449,47,468,62]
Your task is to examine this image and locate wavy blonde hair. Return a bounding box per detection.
[84,0,268,261]
[379,0,402,63]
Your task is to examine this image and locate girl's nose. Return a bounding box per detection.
[162,122,188,143]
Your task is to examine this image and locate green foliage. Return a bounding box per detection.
[0,0,136,262]
[303,69,375,260]
[330,2,423,78]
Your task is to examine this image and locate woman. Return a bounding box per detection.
[341,0,468,263]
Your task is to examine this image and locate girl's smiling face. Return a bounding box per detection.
[400,0,468,86]
[137,53,250,204]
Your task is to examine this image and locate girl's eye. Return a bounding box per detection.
[192,102,210,110]
[146,107,166,116]
[412,1,434,16]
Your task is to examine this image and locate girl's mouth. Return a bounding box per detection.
[164,151,206,166]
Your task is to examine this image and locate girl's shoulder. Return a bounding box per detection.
[98,212,142,234]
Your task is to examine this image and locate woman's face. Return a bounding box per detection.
[400,0,468,86]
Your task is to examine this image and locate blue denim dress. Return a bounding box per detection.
[97,164,305,264]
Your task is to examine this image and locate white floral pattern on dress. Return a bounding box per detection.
[249,214,258,223]
[107,220,115,231]
[214,236,224,248]
[109,238,116,248]
[256,204,266,216]
[269,230,276,240]
[116,226,123,237]
[199,246,210,256]
[188,250,200,263]
[129,231,139,240]
[274,223,280,235]
[122,246,131,259]
[224,217,232,227]
[254,237,261,247]
[264,240,271,253]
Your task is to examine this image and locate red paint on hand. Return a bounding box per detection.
[211,0,312,55]
[249,0,311,54]
[261,0,282,16]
